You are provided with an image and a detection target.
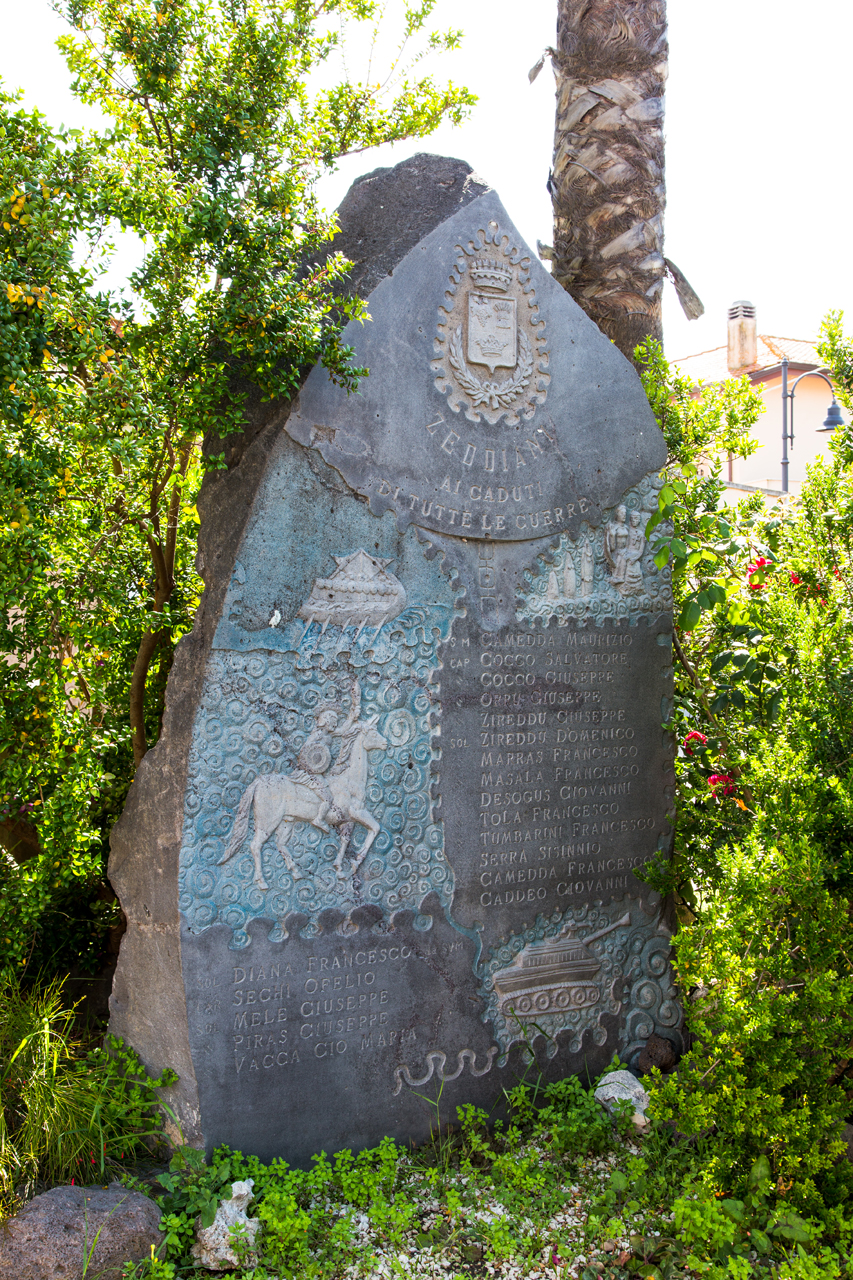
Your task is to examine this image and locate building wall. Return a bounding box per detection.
[729,373,836,495]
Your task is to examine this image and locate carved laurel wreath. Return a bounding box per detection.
[448,325,534,411]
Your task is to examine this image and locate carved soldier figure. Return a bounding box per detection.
[563,553,577,599]
[580,538,594,598]
[604,504,630,590]
[291,681,361,832]
[622,510,646,597]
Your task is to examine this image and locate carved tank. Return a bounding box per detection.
[491,913,629,1019]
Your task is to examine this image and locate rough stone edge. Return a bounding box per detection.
[107,154,492,1145]
[317,153,491,300]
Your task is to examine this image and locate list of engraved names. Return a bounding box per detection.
[193,947,429,1079]
[440,618,671,935]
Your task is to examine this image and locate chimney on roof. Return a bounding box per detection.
[727,300,757,372]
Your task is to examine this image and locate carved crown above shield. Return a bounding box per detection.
[431,221,551,426]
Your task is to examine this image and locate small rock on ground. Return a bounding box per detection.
[594,1069,650,1117]
[192,1178,261,1271]
[636,1033,677,1074]
[0,1183,164,1280]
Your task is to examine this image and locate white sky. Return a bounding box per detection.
[1,0,851,360]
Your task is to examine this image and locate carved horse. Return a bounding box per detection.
[219,717,388,887]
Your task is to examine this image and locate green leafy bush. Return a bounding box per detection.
[634,336,853,1217]
[127,1068,852,1279]
[649,827,853,1208]
[151,1136,417,1277]
[0,977,175,1212]
[155,1146,243,1260]
[0,0,475,978]
[537,1072,626,1160]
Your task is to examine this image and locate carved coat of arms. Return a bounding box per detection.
[467,285,516,372]
[432,230,550,426]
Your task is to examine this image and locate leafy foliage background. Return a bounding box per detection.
[0,0,474,977]
[635,335,853,1215]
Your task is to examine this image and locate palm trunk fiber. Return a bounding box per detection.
[551,0,668,360]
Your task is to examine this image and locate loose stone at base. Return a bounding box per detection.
[192,1179,262,1271]
[0,1184,164,1280]
[594,1069,650,1121]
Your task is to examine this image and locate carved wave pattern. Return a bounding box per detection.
[478,898,679,1062]
[179,610,454,949]
[391,1046,499,1097]
[517,474,673,627]
[619,930,685,1066]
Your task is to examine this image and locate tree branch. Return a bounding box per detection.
[129,626,166,765]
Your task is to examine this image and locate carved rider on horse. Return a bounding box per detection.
[290,680,361,832]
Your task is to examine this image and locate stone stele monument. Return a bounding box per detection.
[109,155,680,1163]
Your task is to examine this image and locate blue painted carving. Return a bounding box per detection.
[179,506,460,949]
[620,927,684,1065]
[180,605,453,948]
[478,899,681,1062]
[517,474,673,626]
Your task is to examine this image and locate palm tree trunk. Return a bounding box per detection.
[551,0,668,360]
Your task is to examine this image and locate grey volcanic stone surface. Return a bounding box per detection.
[109,154,680,1167]
[637,1031,678,1073]
[320,153,491,298]
[0,1185,164,1280]
[108,156,491,1146]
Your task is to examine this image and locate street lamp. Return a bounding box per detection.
[781,355,845,493]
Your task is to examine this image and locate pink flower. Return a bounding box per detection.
[683,731,707,756]
[747,556,772,590]
[708,773,736,797]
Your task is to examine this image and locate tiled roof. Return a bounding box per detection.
[672,335,820,383]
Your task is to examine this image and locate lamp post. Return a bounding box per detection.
[781,356,845,493]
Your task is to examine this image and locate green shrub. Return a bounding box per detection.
[632,335,853,1219]
[538,1072,625,1159]
[648,828,853,1208]
[0,977,175,1212]
[156,1146,245,1261]
[128,1071,853,1279]
[0,0,475,986]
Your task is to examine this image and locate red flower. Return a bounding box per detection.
[708,773,736,797]
[834,567,842,579]
[790,573,802,585]
[746,559,770,591]
[683,731,707,756]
